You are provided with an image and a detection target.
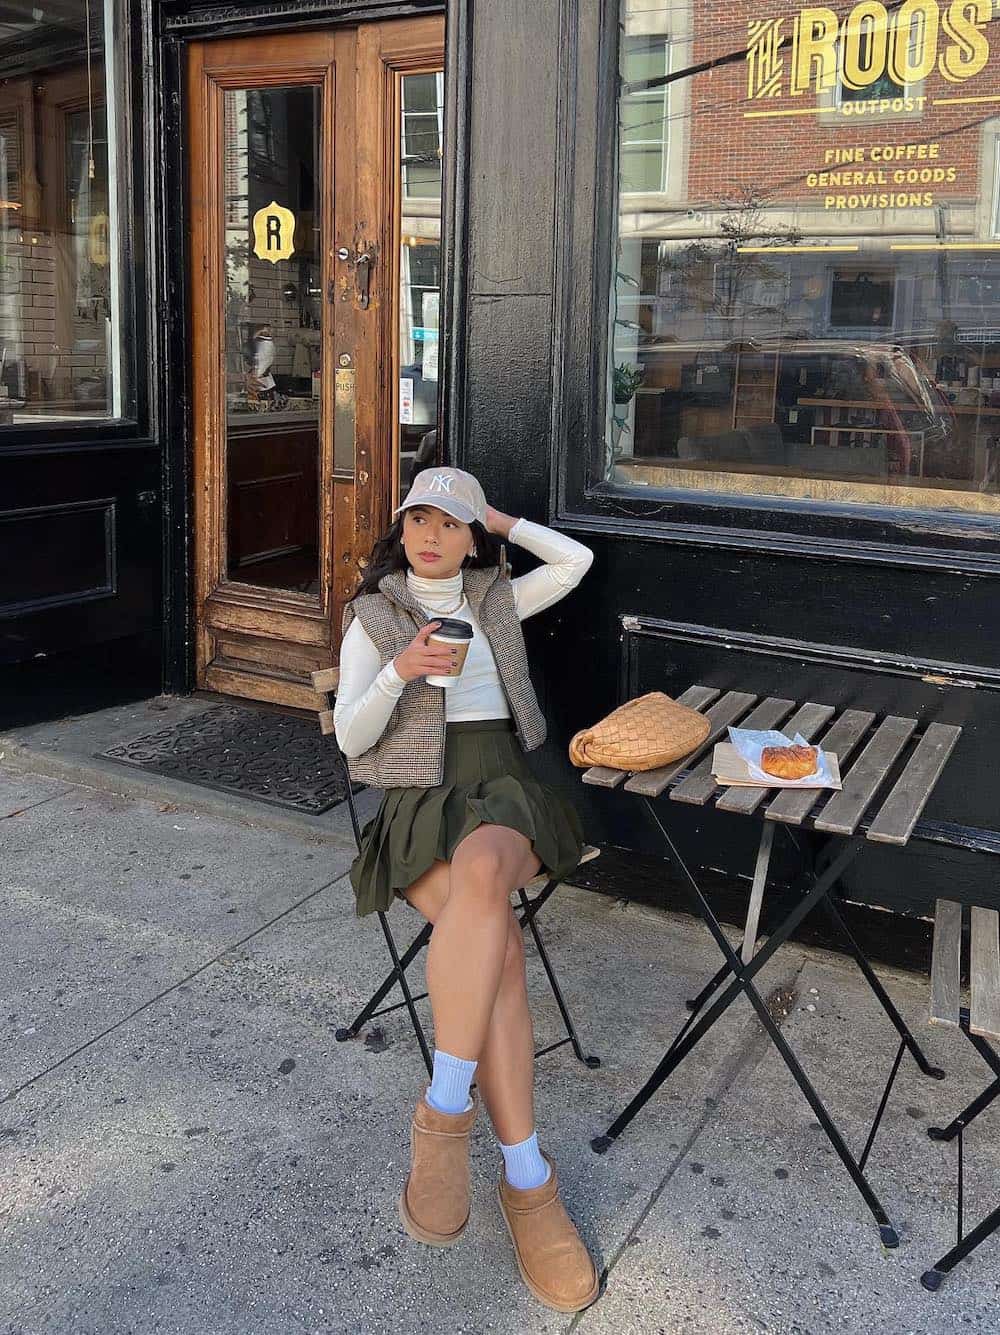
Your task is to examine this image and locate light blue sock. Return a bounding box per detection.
[500,1131,552,1190]
[426,1049,477,1114]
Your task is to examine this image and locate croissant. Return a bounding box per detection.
[760,744,818,780]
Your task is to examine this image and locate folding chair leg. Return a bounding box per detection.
[330,749,433,1072]
[929,1029,1000,1141]
[374,910,433,1076]
[516,886,601,1069]
[336,918,433,1039]
[921,1196,1000,1290]
[929,1073,1000,1142]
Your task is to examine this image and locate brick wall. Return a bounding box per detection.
[684,1,1000,211]
[0,230,107,408]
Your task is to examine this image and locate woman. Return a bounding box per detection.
[334,466,598,1314]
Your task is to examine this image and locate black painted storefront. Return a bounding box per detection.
[3,0,998,932]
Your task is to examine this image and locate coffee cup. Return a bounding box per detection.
[424,618,474,687]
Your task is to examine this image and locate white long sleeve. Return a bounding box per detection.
[333,519,594,760]
[333,625,407,757]
[508,518,594,619]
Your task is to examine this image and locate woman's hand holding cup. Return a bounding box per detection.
[393,622,457,682]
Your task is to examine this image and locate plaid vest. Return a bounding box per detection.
[341,561,547,788]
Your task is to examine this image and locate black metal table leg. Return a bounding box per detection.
[819,879,945,1080]
[685,959,734,1013]
[595,806,900,1246]
[592,845,848,1147]
[781,824,945,1080]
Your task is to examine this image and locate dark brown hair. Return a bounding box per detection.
[349,513,501,601]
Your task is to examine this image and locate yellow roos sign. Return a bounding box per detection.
[251,201,296,263]
[747,0,991,100]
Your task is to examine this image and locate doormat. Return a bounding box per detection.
[99,704,362,815]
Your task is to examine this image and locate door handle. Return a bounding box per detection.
[355,248,373,309]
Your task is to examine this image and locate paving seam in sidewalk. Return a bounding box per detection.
[0,789,69,821]
[0,869,353,1108]
[568,959,806,1332]
[0,739,361,852]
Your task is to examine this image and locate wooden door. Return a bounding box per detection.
[187,18,444,709]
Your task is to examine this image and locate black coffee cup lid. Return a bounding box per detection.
[425,617,473,639]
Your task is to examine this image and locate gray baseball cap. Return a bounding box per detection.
[395,466,487,526]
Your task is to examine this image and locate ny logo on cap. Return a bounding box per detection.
[427,472,455,495]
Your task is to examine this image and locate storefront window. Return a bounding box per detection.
[0,3,133,426]
[606,0,1000,514]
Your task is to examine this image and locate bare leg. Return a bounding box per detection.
[402,834,541,1144]
[474,919,537,1144]
[426,825,540,1061]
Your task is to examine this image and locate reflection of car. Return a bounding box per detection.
[624,337,955,480]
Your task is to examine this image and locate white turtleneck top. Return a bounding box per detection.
[333,518,593,759]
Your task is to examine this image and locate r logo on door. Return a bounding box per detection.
[251,201,296,263]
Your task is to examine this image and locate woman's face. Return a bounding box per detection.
[401,505,474,579]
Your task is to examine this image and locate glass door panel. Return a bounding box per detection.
[395,70,443,506]
[189,20,444,709]
[222,85,322,594]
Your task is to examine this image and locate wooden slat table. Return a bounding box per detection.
[582,683,964,1250]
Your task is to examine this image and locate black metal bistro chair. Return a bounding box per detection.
[312,668,601,1078]
[920,898,1000,1292]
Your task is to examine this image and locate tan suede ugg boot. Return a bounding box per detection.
[497,1151,600,1312]
[398,1087,478,1246]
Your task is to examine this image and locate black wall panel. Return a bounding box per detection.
[0,448,161,670]
[445,0,1000,920]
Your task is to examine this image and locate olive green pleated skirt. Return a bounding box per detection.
[349,719,585,917]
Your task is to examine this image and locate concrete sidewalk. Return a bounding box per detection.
[1,763,998,1335]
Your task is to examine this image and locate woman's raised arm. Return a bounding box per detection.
[505,517,594,621]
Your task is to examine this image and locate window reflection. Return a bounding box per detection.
[607,0,1000,514]
[0,4,130,425]
[397,71,443,504]
[223,86,322,593]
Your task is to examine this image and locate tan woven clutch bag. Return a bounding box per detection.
[569,691,711,771]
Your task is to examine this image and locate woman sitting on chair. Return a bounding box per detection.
[333,466,597,1314]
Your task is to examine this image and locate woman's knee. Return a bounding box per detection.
[452,840,516,904]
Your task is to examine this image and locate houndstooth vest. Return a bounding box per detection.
[340,558,547,788]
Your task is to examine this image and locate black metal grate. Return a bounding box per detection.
[100,704,361,815]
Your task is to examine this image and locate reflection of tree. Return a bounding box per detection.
[660,185,801,335]
[224,232,251,318]
[223,232,252,383]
